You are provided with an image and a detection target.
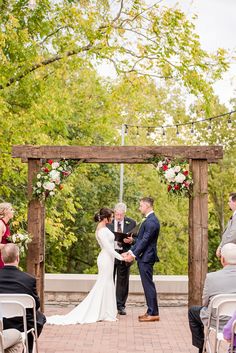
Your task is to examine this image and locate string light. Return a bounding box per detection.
[176,125,179,136]
[207,118,212,131]
[190,123,194,134]
[121,110,235,138]
[146,127,151,137]
[228,114,232,129]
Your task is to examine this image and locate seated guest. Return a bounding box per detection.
[0,243,46,353]
[1,328,23,353]
[223,311,236,353]
[188,243,236,353]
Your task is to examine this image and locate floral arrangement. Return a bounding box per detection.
[33,159,76,200]
[151,157,193,196]
[8,232,32,254]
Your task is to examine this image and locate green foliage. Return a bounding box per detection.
[0,0,234,275]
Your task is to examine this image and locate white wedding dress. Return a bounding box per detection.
[47,227,123,325]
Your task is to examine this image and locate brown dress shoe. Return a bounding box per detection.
[138,313,148,319]
[138,315,160,322]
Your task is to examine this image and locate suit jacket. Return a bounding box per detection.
[131,212,160,263]
[107,216,136,252]
[0,265,45,331]
[220,214,236,248]
[200,265,236,326]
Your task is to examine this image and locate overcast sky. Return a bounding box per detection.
[163,0,236,107]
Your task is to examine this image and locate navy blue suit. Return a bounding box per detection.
[131,212,160,316]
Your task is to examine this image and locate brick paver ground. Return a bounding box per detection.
[39,305,199,353]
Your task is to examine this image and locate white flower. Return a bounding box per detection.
[175,173,186,183]
[165,168,176,181]
[43,182,55,191]
[49,191,55,196]
[49,170,60,180]
[37,174,41,179]
[36,182,42,187]
[174,165,181,173]
[18,233,25,241]
[52,162,60,169]
[157,161,163,168]
[54,178,61,185]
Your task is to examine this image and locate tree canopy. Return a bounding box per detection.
[0,0,235,274]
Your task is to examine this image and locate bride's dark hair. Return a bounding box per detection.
[94,208,113,222]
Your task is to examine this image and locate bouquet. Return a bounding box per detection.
[152,157,193,196]
[8,232,32,254]
[33,159,76,200]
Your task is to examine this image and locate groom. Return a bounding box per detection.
[123,197,160,322]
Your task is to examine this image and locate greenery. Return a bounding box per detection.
[0,0,235,275]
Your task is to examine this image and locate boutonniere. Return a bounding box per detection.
[125,220,131,225]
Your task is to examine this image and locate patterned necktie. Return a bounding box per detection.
[117,222,122,233]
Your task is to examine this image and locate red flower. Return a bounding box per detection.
[62,171,70,177]
[162,165,168,171]
[48,159,53,165]
[167,185,172,192]
[174,184,180,190]
[44,167,49,173]
[183,170,189,176]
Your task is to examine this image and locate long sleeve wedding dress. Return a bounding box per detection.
[47,227,123,325]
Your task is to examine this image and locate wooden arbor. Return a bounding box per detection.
[12,145,223,310]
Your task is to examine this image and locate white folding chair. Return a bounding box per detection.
[0,319,3,353]
[204,294,236,353]
[0,301,28,353]
[0,294,39,353]
[230,320,236,353]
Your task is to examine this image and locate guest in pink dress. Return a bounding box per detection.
[0,202,14,268]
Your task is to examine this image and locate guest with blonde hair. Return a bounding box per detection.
[0,202,14,268]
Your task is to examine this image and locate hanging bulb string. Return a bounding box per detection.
[121,109,236,133]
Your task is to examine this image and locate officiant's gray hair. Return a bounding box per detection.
[114,202,127,213]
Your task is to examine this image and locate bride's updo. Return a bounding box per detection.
[94,208,113,222]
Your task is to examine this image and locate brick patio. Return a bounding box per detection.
[39,305,198,353]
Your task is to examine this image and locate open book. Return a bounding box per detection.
[114,223,140,242]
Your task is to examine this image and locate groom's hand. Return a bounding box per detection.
[123,253,135,263]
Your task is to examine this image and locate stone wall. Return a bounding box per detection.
[45,274,188,307]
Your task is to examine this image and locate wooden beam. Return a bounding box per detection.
[12,145,223,163]
[188,160,208,307]
[27,159,46,311]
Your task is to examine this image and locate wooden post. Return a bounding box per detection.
[188,159,208,307]
[27,159,45,311]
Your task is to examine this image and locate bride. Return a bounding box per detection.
[47,208,124,325]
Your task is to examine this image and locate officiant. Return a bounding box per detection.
[107,202,136,315]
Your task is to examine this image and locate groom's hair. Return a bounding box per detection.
[141,197,154,206]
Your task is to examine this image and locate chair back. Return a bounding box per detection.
[0,294,38,353]
[0,301,28,353]
[0,318,3,353]
[204,294,236,353]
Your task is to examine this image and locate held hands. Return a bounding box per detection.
[121,252,135,263]
[123,236,133,244]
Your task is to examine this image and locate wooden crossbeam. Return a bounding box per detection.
[12,145,223,163]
